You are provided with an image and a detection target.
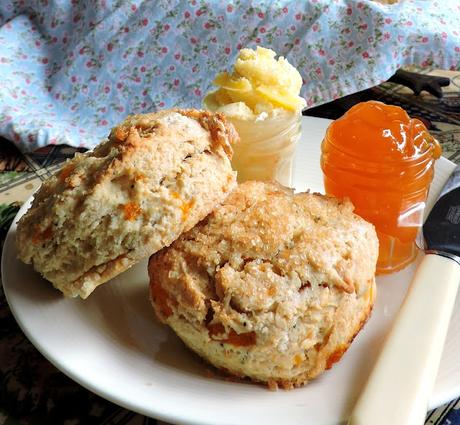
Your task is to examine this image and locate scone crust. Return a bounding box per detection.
[16,109,237,298]
[149,181,378,388]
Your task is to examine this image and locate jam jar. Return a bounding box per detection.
[321,101,441,274]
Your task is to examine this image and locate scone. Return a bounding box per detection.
[149,181,378,389]
[16,109,237,298]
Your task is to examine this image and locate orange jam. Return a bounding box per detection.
[321,101,441,274]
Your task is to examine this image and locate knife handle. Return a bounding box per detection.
[348,254,460,425]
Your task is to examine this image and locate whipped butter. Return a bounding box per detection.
[204,47,305,186]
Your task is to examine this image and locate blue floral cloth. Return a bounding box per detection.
[0,0,459,152]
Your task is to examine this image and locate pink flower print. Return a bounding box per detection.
[131,4,136,11]
[41,57,48,64]
[312,24,319,32]
[196,9,203,16]
[190,37,197,44]
[71,76,77,83]
[117,82,123,89]
[295,13,301,20]
[258,12,265,19]
[52,36,57,43]
[174,53,181,60]
[422,36,428,43]
[159,102,165,107]
[225,47,231,54]
[346,7,352,15]
[362,51,369,59]
[442,32,448,39]
[184,11,190,18]
[315,68,321,75]
[329,59,335,65]
[398,35,404,42]
[62,36,68,44]
[0,57,7,63]
[169,65,175,71]
[348,41,354,47]
[107,43,113,52]
[383,32,390,40]
[237,43,242,49]
[385,18,392,24]
[161,47,168,54]
[294,38,300,45]
[140,66,146,72]
[455,47,460,53]
[135,76,141,83]
[100,107,107,113]
[101,119,108,126]
[55,92,60,100]
[194,88,201,96]
[227,5,233,12]
[255,37,261,43]
[282,6,288,13]
[290,25,296,31]
[359,23,368,30]
[141,102,147,108]
[137,51,144,57]
[174,79,180,87]
[117,106,125,113]
[318,49,325,56]
[406,20,413,26]
[164,24,170,31]
[35,40,41,47]
[124,27,129,33]
[73,14,81,23]
[204,22,212,29]
[260,27,266,33]
[142,18,149,26]
[142,89,148,96]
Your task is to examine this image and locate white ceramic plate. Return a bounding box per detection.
[2,116,460,425]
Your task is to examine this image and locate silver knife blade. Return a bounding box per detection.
[423,163,460,257]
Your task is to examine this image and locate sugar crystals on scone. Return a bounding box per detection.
[16,109,238,298]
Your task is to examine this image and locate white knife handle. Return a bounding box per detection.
[349,253,460,425]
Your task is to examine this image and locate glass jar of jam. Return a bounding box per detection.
[321,101,441,274]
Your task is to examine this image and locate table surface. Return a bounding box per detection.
[1,68,460,425]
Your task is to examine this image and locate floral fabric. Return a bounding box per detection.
[0,0,459,152]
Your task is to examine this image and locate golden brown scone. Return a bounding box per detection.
[149,181,378,389]
[16,109,237,298]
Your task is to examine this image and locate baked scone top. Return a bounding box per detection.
[149,181,378,388]
[16,109,237,298]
